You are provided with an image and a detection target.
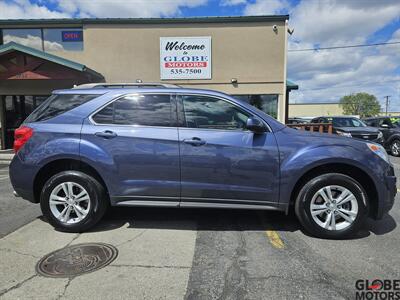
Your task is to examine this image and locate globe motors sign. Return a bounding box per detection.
[160,37,211,80]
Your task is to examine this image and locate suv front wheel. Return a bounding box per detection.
[295,173,368,239]
[390,139,400,157]
[40,171,108,232]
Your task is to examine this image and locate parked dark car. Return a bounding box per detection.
[287,117,311,125]
[9,88,396,239]
[363,116,400,156]
[311,116,383,143]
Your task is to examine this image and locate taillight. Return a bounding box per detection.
[13,126,34,153]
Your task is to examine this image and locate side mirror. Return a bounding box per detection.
[246,117,266,133]
[380,124,390,128]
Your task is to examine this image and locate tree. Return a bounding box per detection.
[339,92,381,118]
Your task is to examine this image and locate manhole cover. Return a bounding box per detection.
[36,243,118,278]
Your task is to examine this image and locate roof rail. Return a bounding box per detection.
[72,82,181,89]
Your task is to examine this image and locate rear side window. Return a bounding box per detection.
[92,94,174,127]
[25,94,98,122]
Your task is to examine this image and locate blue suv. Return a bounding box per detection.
[9,87,397,239]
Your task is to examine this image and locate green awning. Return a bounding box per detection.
[0,42,102,79]
[286,80,299,90]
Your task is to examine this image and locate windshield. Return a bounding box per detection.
[331,117,366,128]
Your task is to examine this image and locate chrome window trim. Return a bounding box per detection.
[176,93,272,133]
[88,91,272,132]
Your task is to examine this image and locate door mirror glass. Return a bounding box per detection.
[246,117,266,133]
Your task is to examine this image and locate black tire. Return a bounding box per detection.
[40,170,108,232]
[295,173,368,239]
[390,139,400,157]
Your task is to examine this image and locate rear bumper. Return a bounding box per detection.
[9,154,37,203]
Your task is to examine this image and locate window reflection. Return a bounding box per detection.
[43,28,83,51]
[183,95,249,130]
[233,94,278,119]
[1,28,84,51]
[3,29,42,50]
[93,94,173,127]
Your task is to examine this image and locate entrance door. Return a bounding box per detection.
[178,94,280,207]
[0,95,48,149]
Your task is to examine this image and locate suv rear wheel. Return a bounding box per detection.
[295,173,368,239]
[40,171,108,232]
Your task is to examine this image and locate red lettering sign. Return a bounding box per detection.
[164,62,207,68]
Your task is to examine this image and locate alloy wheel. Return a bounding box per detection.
[49,182,91,224]
[310,185,358,231]
[391,140,400,156]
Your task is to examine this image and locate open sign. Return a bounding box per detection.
[62,31,83,42]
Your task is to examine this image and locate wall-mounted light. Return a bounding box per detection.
[272,25,278,34]
[231,78,238,84]
[136,79,142,83]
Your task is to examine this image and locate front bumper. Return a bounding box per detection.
[375,164,397,219]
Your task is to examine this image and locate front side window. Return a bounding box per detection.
[25,94,98,122]
[2,29,42,50]
[233,94,278,119]
[182,95,249,130]
[43,28,83,51]
[92,94,173,127]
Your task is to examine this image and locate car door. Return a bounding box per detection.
[81,93,180,205]
[177,93,280,207]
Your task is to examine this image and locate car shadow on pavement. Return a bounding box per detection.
[56,206,396,240]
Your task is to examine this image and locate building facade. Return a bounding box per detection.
[289,103,344,118]
[289,102,399,119]
[0,16,293,149]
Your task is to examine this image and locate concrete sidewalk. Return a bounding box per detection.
[0,151,13,166]
[0,217,196,300]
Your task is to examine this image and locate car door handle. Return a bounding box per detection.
[183,137,206,146]
[95,130,117,139]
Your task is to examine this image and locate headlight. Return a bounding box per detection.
[378,131,383,139]
[367,143,389,163]
[337,131,352,137]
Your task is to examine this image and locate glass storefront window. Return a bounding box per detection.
[43,28,83,51]
[1,95,50,149]
[233,94,278,119]
[2,29,42,50]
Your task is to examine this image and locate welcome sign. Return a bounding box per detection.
[160,37,212,80]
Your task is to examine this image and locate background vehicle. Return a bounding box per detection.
[364,116,400,156]
[287,117,311,124]
[9,88,396,239]
[311,116,383,143]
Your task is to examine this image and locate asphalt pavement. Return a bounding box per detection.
[0,165,40,238]
[0,158,399,299]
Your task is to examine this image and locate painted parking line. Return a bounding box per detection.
[265,230,285,249]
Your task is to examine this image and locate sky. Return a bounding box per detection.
[0,0,400,111]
